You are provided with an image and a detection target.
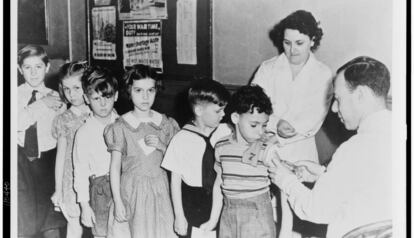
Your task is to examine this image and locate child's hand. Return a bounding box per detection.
[144,135,166,152]
[50,191,62,207]
[199,219,217,232]
[114,201,128,222]
[42,93,64,111]
[174,215,188,236]
[277,119,297,138]
[80,203,96,228]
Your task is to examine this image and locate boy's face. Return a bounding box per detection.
[19,56,50,89]
[130,78,156,113]
[231,108,269,143]
[195,103,226,129]
[84,90,118,119]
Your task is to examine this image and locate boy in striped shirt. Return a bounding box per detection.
[200,85,277,238]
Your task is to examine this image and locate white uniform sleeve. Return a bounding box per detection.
[279,146,350,223]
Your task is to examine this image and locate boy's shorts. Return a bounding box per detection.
[90,174,112,237]
[219,192,276,238]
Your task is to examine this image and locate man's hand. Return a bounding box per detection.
[174,215,188,236]
[80,203,96,228]
[268,157,296,187]
[277,119,297,138]
[294,160,326,183]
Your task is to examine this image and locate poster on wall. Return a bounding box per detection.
[176,0,197,65]
[94,0,111,6]
[123,21,163,71]
[92,6,117,60]
[118,0,167,20]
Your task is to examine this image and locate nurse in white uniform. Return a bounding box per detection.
[251,10,333,238]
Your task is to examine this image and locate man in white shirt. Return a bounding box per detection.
[269,56,392,238]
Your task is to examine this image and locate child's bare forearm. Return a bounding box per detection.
[208,175,223,224]
[171,173,185,219]
[110,152,123,204]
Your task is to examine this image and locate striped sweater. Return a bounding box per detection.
[214,135,270,199]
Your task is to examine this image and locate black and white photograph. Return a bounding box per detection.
[4,0,408,238]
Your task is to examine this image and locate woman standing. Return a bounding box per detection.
[251,10,333,238]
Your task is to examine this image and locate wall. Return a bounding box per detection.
[68,0,88,61]
[212,0,393,85]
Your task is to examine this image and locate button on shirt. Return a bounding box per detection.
[73,112,118,202]
[18,83,64,152]
[278,110,392,238]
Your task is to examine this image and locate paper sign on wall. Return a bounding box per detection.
[123,21,163,71]
[118,0,167,20]
[92,6,117,60]
[176,0,197,65]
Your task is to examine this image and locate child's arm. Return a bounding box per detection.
[51,136,67,207]
[72,130,95,228]
[200,171,223,232]
[170,172,188,236]
[110,150,128,222]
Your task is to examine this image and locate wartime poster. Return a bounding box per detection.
[118,0,167,20]
[92,6,117,60]
[123,21,163,71]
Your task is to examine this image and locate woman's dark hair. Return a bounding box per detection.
[81,65,118,98]
[121,64,163,99]
[229,85,273,115]
[269,10,323,53]
[57,61,88,103]
[18,44,49,66]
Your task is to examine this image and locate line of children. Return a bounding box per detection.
[18,45,291,238]
[104,64,180,238]
[51,61,91,238]
[17,45,67,238]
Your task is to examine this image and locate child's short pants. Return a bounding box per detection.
[90,174,112,237]
[219,192,276,238]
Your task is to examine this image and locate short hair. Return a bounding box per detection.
[336,56,390,98]
[122,64,162,99]
[188,79,230,109]
[18,45,49,66]
[57,61,88,103]
[269,10,323,53]
[81,65,118,98]
[230,85,273,115]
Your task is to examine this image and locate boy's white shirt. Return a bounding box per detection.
[73,111,118,203]
[161,123,232,187]
[17,82,64,151]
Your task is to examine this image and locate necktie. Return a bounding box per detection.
[24,90,39,161]
[182,127,217,193]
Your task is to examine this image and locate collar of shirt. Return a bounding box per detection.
[21,82,51,99]
[123,110,162,128]
[89,110,119,127]
[70,105,92,117]
[357,109,391,134]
